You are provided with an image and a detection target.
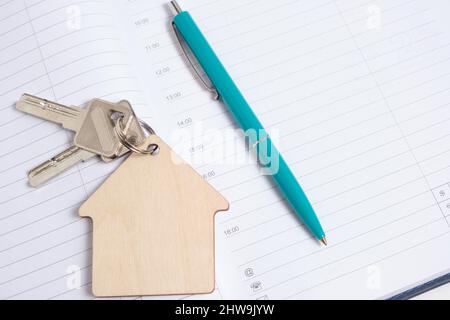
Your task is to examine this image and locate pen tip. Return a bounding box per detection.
[320,237,328,246]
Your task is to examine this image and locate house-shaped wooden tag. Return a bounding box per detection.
[79,135,229,297]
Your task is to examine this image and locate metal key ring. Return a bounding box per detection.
[114,115,159,155]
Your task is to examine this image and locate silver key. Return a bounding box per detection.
[74,99,144,158]
[16,94,146,187]
[16,93,83,132]
[28,146,95,187]
[17,94,139,158]
[28,121,142,187]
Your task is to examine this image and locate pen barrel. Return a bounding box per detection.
[173,12,325,240]
[174,12,262,133]
[273,152,325,239]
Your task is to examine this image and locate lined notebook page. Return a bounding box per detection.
[0,0,222,300]
[1,0,450,300]
[0,0,155,299]
[122,0,450,299]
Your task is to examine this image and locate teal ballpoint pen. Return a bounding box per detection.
[169,1,327,245]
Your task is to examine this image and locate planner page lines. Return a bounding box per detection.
[154,0,425,113]
[232,1,450,298]
[241,1,450,298]
[160,0,437,148]
[337,0,450,222]
[128,0,450,299]
[0,0,149,299]
[1,0,446,300]
[155,0,442,212]
[185,0,446,222]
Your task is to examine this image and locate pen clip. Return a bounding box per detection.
[171,22,220,100]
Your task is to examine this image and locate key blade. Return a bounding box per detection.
[28,146,96,187]
[16,94,83,131]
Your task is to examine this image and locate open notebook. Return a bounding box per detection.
[1,0,449,300]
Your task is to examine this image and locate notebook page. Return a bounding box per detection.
[0,0,224,300]
[0,0,157,299]
[120,0,450,299]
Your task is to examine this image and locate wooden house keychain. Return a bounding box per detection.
[79,116,229,297]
